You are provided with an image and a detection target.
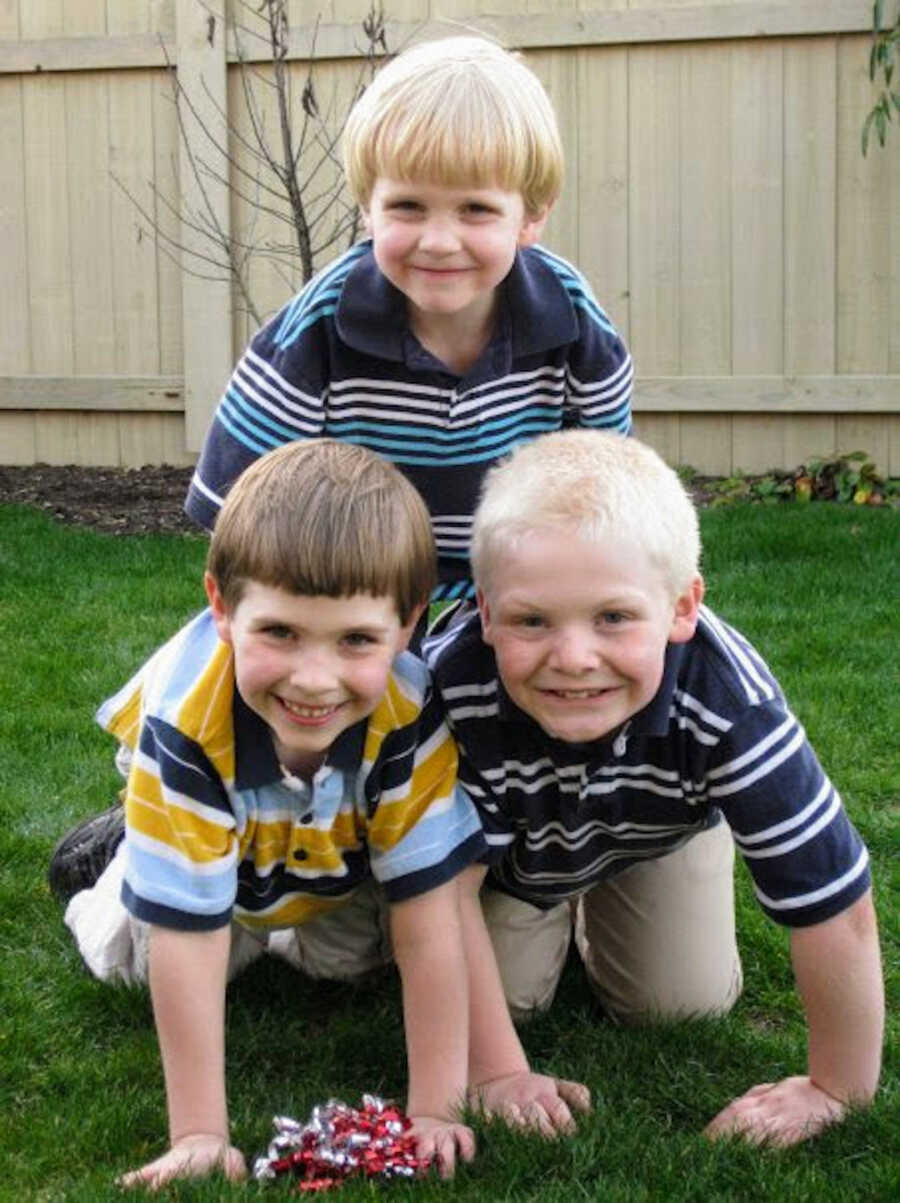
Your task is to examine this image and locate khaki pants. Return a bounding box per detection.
[483,821,743,1022]
[65,843,393,987]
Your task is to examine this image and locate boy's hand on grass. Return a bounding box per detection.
[117,1134,247,1190]
[408,1115,475,1179]
[470,1071,591,1137]
[703,1075,846,1147]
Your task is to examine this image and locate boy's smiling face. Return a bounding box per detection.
[477,529,703,744]
[363,178,547,336]
[206,578,420,776]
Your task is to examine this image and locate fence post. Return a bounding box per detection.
[176,0,233,453]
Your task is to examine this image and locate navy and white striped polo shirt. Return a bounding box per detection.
[186,241,633,601]
[424,607,870,927]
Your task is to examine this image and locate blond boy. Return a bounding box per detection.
[185,36,632,607]
[59,441,485,1187]
[426,431,883,1145]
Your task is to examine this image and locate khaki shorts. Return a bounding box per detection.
[482,820,743,1023]
[65,843,393,987]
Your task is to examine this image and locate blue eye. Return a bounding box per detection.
[343,632,377,648]
[601,612,626,626]
[264,625,293,640]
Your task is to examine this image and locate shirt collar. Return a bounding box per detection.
[233,690,368,790]
[334,242,578,371]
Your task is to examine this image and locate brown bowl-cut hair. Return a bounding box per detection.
[206,440,436,624]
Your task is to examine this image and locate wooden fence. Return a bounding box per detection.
[1,1,898,475]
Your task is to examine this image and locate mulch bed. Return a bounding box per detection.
[0,463,198,536]
[0,462,735,536]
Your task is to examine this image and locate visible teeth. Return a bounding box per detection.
[550,689,607,698]
[281,699,338,717]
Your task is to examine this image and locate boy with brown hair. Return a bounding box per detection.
[60,440,486,1188]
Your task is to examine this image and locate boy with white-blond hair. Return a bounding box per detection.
[426,430,884,1146]
[185,34,632,608]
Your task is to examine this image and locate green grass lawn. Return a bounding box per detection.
[0,502,897,1201]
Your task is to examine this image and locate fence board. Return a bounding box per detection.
[784,36,837,374]
[680,41,731,374]
[576,45,630,341]
[731,39,783,374]
[67,71,116,372]
[0,413,37,464]
[837,36,892,375]
[629,44,680,374]
[23,73,74,374]
[0,76,29,372]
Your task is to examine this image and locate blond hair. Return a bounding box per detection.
[207,440,436,623]
[343,36,563,215]
[472,431,701,599]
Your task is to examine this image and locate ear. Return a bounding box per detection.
[668,574,704,644]
[395,601,428,652]
[361,205,373,236]
[475,586,495,645]
[204,571,234,646]
[518,203,551,248]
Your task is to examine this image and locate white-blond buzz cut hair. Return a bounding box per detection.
[342,35,563,216]
[471,430,701,600]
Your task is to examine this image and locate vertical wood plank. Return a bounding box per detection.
[527,46,579,267]
[632,413,681,467]
[0,2,20,38]
[679,41,731,374]
[177,0,233,451]
[66,72,116,372]
[0,414,38,465]
[629,44,680,374]
[731,39,783,374]
[152,65,184,375]
[21,2,65,38]
[732,414,785,472]
[836,35,891,374]
[0,77,30,373]
[835,415,889,473]
[576,44,629,341]
[784,36,837,374]
[680,414,732,474]
[23,73,74,373]
[782,415,837,467]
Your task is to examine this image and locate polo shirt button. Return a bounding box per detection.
[293,848,308,861]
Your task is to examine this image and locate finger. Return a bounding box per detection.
[434,1131,456,1180]
[554,1078,592,1113]
[223,1147,248,1181]
[500,1101,529,1130]
[523,1101,561,1140]
[453,1124,476,1163]
[542,1095,577,1134]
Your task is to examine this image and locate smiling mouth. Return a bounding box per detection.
[279,698,345,724]
[540,687,619,700]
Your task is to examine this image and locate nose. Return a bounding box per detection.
[288,645,337,695]
[417,215,460,255]
[547,626,600,675]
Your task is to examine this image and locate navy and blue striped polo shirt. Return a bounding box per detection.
[186,241,633,601]
[424,607,870,927]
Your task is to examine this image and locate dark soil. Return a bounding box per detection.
[0,461,729,536]
[0,463,199,536]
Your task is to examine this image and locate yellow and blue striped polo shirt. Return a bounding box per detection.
[97,609,486,932]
